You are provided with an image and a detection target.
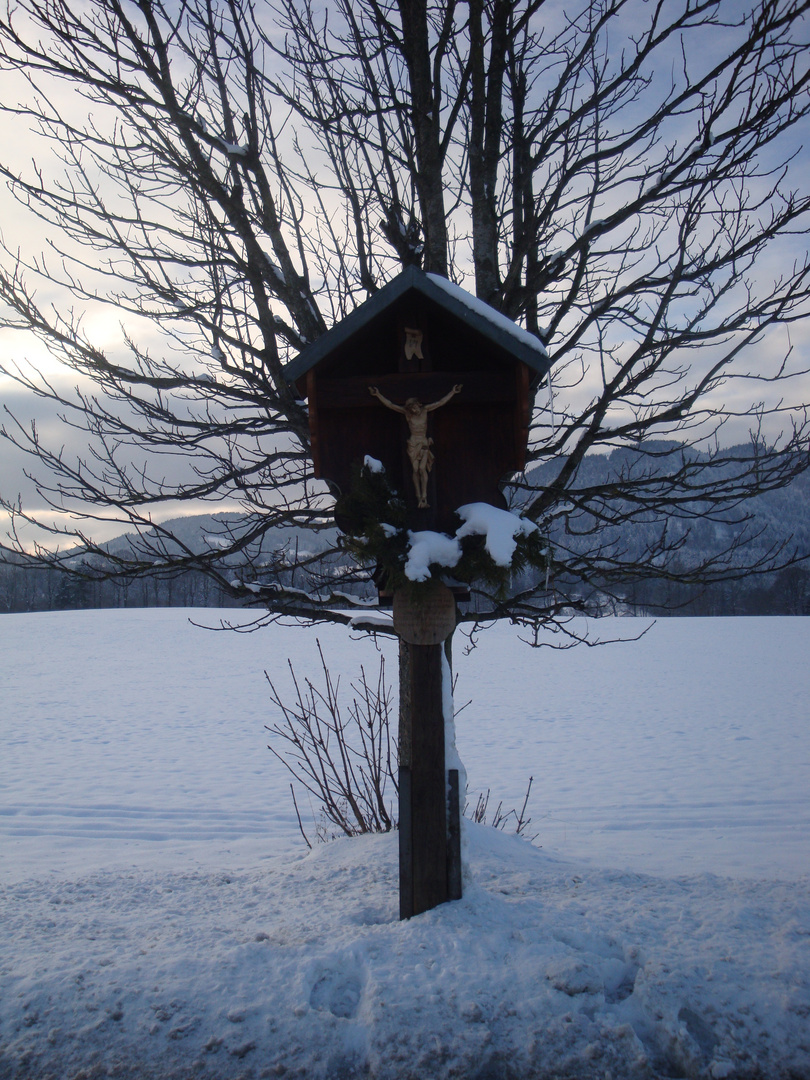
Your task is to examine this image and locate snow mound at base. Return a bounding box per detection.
[2,824,808,1080]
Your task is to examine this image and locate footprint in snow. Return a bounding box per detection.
[546,956,604,997]
[551,931,641,1004]
[309,967,363,1019]
[546,954,640,1003]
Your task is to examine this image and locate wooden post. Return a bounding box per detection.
[395,580,462,919]
[398,638,448,918]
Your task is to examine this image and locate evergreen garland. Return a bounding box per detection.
[453,527,552,598]
[335,459,551,598]
[335,461,410,590]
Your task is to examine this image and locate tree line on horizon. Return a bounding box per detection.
[3,444,808,617]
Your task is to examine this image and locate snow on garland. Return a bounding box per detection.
[335,459,550,595]
[403,530,462,582]
[454,502,540,566]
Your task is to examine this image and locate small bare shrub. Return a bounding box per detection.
[266,642,397,846]
[266,644,537,847]
[466,778,538,842]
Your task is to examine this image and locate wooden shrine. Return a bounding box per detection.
[285,266,552,919]
[285,266,551,534]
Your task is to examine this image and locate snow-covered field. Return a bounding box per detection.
[1,609,808,1079]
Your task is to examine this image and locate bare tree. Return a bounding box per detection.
[1,0,809,631]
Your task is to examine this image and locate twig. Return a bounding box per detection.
[290,782,312,849]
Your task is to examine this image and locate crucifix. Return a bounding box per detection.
[368,383,463,507]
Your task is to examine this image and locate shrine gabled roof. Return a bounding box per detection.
[283,265,551,385]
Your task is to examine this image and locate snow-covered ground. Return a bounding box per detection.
[1,609,808,1079]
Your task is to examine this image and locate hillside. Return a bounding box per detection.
[521,443,810,615]
[2,446,809,614]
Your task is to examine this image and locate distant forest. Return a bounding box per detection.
[525,445,810,617]
[3,446,809,616]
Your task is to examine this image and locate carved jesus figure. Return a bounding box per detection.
[369,384,462,508]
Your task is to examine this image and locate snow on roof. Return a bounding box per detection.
[425,273,548,360]
[284,265,551,385]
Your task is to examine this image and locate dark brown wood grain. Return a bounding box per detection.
[398,640,448,918]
